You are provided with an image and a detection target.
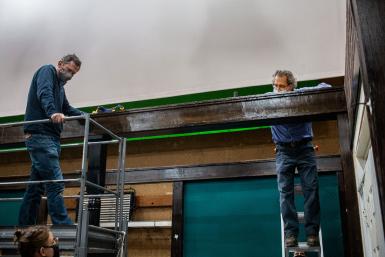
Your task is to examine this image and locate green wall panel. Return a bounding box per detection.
[0,192,23,226]
[184,174,343,257]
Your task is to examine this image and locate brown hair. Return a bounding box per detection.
[14,226,50,257]
[272,70,297,88]
[61,54,82,67]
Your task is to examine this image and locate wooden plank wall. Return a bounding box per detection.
[0,120,340,257]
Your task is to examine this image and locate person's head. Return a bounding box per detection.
[57,54,81,83]
[272,70,297,93]
[14,226,59,257]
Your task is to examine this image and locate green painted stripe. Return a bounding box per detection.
[0,126,271,153]
[126,125,270,141]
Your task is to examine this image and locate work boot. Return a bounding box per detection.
[307,235,319,246]
[285,235,298,247]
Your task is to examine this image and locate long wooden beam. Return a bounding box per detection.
[0,156,341,188]
[0,87,345,145]
[105,155,341,184]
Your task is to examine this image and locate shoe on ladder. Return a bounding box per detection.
[307,234,320,247]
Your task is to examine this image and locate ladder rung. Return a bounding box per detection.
[297,212,305,223]
[294,184,303,194]
[286,242,321,252]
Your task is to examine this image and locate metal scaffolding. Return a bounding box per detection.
[0,114,127,257]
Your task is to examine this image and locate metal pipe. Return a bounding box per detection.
[78,193,117,198]
[88,225,125,235]
[0,115,84,128]
[114,139,122,231]
[116,139,123,231]
[85,140,119,145]
[119,139,127,230]
[89,118,120,140]
[0,139,119,154]
[0,193,118,202]
[85,181,118,196]
[0,197,23,202]
[0,178,81,187]
[75,114,90,252]
[62,139,120,148]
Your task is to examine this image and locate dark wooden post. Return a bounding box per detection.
[37,198,48,225]
[86,135,108,226]
[171,181,184,257]
[350,0,385,235]
[337,113,363,257]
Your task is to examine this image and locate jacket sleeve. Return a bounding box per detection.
[296,82,332,92]
[62,92,83,116]
[36,66,58,117]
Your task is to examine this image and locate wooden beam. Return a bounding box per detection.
[337,114,363,257]
[344,1,360,145]
[136,195,173,208]
[105,155,341,184]
[37,198,48,225]
[85,136,109,226]
[0,156,341,188]
[0,88,346,145]
[171,182,183,257]
[336,171,349,256]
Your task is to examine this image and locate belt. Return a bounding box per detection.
[276,138,311,148]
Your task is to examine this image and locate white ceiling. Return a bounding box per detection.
[0,0,346,116]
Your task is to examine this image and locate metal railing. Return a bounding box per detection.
[0,114,127,257]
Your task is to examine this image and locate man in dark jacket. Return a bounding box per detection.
[19,54,82,225]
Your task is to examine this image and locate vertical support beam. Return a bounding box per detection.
[337,114,363,257]
[171,181,184,257]
[87,136,108,192]
[75,114,90,257]
[336,171,348,256]
[118,139,127,230]
[78,207,90,257]
[351,0,385,236]
[37,198,48,225]
[86,135,108,226]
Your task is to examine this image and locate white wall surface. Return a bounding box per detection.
[0,0,346,117]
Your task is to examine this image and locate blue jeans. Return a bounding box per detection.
[19,134,73,225]
[276,142,320,237]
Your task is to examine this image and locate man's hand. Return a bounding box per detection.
[50,113,65,123]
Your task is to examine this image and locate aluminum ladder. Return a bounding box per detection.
[281,184,324,257]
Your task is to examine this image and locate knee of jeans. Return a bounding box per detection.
[279,183,294,195]
[46,182,65,194]
[26,184,43,192]
[302,179,318,192]
[277,175,294,192]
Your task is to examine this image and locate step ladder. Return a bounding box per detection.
[281,184,324,257]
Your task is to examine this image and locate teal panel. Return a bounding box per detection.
[184,174,343,257]
[0,192,23,226]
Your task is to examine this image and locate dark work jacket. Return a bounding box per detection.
[24,64,82,138]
